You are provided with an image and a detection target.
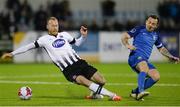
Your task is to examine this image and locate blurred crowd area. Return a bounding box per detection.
[0,0,180,40]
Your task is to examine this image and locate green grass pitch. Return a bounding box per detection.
[0,63,180,106]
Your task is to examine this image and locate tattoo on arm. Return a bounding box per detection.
[159,47,173,58]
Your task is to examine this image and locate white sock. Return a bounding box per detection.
[89,83,115,97]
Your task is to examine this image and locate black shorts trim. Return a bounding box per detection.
[62,59,97,83]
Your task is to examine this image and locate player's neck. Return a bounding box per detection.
[145,26,154,32]
[48,32,58,37]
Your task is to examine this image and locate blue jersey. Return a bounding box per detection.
[127,25,163,60]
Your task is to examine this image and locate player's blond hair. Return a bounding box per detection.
[47,17,58,23]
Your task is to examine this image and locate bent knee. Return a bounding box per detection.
[91,72,106,85]
[97,77,106,85]
[152,73,160,81]
[76,75,92,87]
[101,78,106,85]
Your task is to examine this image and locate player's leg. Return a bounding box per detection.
[75,75,121,101]
[131,69,159,100]
[134,61,150,100]
[80,61,120,100]
[145,63,160,89]
[136,61,149,93]
[63,59,121,101]
[90,71,106,85]
[86,72,106,99]
[133,64,160,92]
[128,55,149,100]
[144,69,160,89]
[131,63,159,100]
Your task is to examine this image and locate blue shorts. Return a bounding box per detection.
[128,53,156,73]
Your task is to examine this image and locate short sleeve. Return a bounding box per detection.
[61,32,75,44]
[127,26,141,37]
[155,35,163,49]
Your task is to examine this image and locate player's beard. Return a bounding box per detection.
[147,26,154,32]
[149,28,153,31]
[49,31,58,36]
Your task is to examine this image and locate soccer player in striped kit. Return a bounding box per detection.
[2,17,121,101]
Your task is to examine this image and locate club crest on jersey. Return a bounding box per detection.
[52,39,65,48]
[137,56,142,60]
[130,28,136,33]
[153,35,156,41]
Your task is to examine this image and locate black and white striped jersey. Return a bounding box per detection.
[35,32,82,71]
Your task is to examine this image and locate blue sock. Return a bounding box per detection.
[132,87,139,94]
[138,72,147,93]
[132,77,157,93]
[144,77,156,89]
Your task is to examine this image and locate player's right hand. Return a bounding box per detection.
[126,45,136,50]
[1,53,13,59]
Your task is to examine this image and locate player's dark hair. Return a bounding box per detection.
[146,14,160,24]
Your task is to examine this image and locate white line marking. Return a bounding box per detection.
[0,74,63,79]
[0,80,180,87]
[0,80,72,85]
[0,73,179,79]
[0,74,136,79]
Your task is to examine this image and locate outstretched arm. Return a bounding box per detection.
[121,32,136,50]
[1,43,36,59]
[74,26,88,46]
[158,46,180,63]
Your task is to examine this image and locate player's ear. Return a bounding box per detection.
[155,22,159,30]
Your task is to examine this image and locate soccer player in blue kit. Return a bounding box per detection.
[121,15,179,101]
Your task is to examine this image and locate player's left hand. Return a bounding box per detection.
[1,53,13,59]
[169,56,180,64]
[80,26,88,37]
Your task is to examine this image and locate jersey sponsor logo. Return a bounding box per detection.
[52,39,65,48]
[130,28,136,33]
[137,56,142,60]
